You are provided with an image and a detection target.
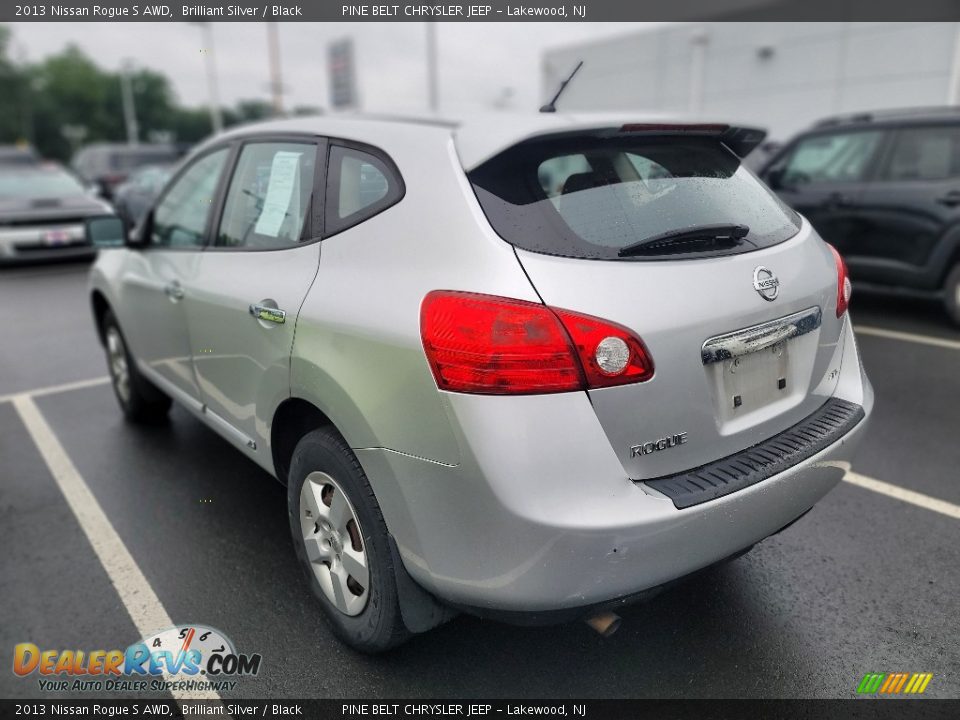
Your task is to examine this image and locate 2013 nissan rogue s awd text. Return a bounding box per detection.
[87,114,873,652]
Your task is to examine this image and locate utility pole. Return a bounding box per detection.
[688,27,709,116]
[949,23,960,104]
[193,22,224,134]
[120,60,139,145]
[426,22,438,113]
[13,41,34,144]
[267,22,284,115]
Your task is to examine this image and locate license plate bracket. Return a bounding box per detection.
[701,306,822,420]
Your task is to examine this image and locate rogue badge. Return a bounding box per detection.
[631,432,688,458]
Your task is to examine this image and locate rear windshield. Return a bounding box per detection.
[469,135,801,260]
[0,166,86,198]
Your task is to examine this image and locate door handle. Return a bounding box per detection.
[164,280,184,301]
[937,190,960,207]
[249,303,286,324]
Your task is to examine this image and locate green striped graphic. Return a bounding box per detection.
[857,673,886,693]
[857,672,933,694]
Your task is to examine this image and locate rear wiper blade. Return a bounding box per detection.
[618,224,750,258]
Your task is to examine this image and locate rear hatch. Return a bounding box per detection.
[466,125,847,480]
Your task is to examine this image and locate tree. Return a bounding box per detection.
[0,26,28,144]
[0,25,291,163]
[28,45,119,160]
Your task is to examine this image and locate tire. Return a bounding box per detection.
[287,427,410,653]
[102,310,172,423]
[944,263,960,326]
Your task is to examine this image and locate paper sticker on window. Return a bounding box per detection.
[254,151,302,238]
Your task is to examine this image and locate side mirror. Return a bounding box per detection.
[86,216,126,248]
[766,167,785,190]
[128,209,153,249]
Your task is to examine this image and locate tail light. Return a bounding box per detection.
[420,291,654,395]
[828,244,852,317]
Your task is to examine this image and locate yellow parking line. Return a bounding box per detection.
[844,471,960,520]
[855,325,960,351]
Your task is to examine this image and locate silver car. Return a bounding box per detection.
[87,114,873,652]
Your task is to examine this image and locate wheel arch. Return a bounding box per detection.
[943,244,960,287]
[274,396,456,634]
[931,222,960,287]
[90,289,111,346]
[271,397,335,485]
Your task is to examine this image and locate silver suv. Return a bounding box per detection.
[88,114,873,652]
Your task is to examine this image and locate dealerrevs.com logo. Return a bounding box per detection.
[13,624,262,693]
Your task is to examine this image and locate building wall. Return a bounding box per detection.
[543,22,960,140]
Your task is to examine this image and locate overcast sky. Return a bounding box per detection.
[6,22,657,114]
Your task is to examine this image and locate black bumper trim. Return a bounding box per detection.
[642,398,864,510]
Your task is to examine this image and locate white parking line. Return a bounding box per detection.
[0,375,109,405]
[11,394,222,703]
[855,325,960,351]
[844,471,960,520]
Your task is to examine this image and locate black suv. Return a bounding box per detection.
[759,107,960,325]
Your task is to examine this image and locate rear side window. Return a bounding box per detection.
[470,135,800,261]
[781,131,882,186]
[325,144,403,236]
[216,142,317,249]
[883,126,960,182]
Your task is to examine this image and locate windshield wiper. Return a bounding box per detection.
[618,224,750,258]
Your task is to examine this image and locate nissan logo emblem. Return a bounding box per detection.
[753,266,780,301]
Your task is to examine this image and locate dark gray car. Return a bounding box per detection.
[73,143,182,200]
[0,163,114,264]
[112,164,173,227]
[0,145,40,166]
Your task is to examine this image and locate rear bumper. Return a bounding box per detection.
[0,223,95,264]
[644,397,864,509]
[356,316,873,616]
[0,245,97,265]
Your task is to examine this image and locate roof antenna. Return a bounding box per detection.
[540,61,583,113]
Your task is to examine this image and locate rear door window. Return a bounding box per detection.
[781,131,883,186]
[215,141,317,249]
[470,135,801,260]
[882,125,960,181]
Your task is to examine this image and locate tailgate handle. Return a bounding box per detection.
[702,307,822,365]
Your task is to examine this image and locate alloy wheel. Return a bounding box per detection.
[106,326,130,404]
[299,471,370,616]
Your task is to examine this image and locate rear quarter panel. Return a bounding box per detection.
[290,135,538,466]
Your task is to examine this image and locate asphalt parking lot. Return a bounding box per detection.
[1,261,958,700]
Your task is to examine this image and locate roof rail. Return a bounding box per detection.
[814,106,960,128]
[338,112,460,129]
